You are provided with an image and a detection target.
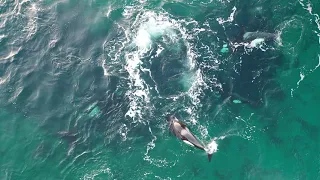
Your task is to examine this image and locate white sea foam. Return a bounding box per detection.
[144,126,173,168]
[291,56,320,97]
[313,55,320,71]
[296,72,305,86]
[134,16,173,51]
[123,8,207,124]
[184,69,208,126]
[104,11,218,164]
[105,6,112,17]
[112,9,217,167]
[8,86,23,103]
[0,71,11,85]
[122,10,199,122]
[102,23,128,77]
[119,124,129,141]
[216,6,237,24]
[205,140,218,154]
[135,28,152,51]
[83,167,113,180]
[298,0,320,32]
[155,45,164,57]
[24,3,38,39]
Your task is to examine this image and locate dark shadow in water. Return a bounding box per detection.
[200,1,287,108]
[146,35,192,97]
[217,47,285,107]
[234,0,275,31]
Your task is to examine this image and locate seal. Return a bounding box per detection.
[166,114,212,162]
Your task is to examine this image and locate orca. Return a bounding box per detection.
[243,31,278,42]
[166,114,212,162]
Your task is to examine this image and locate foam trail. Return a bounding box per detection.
[24,3,38,39]
[291,55,320,97]
[216,6,236,24]
[296,72,305,86]
[0,71,11,85]
[143,125,170,167]
[312,54,320,71]
[298,0,320,32]
[123,10,199,122]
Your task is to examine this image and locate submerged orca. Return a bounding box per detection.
[166,114,212,162]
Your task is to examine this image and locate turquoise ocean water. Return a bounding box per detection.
[1,0,320,179]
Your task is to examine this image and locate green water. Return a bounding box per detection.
[1,0,320,179]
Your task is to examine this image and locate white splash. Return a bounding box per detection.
[249,38,265,48]
[134,15,173,52]
[205,140,218,154]
[135,29,152,51]
[155,45,164,57]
